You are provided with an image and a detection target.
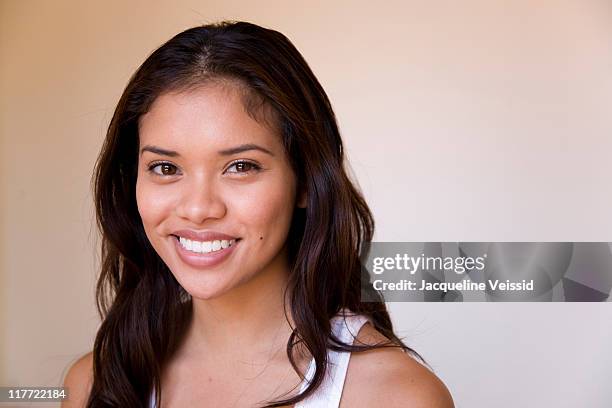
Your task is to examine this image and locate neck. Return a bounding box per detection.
[179,246,297,363]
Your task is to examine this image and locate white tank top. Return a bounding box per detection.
[149,309,370,408]
[294,309,371,408]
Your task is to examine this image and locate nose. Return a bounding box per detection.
[175,176,227,224]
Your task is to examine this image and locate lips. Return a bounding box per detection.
[172,234,240,268]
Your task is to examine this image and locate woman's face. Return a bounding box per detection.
[136,82,303,300]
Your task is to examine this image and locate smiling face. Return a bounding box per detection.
[136,81,303,300]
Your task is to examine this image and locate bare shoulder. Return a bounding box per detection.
[342,323,454,408]
[61,351,93,408]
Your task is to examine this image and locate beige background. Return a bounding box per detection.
[1,0,611,407]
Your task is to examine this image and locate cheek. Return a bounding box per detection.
[233,176,296,239]
[135,178,173,230]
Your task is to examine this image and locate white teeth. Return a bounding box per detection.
[178,237,236,254]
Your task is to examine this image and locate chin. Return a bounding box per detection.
[171,272,234,300]
[176,265,260,300]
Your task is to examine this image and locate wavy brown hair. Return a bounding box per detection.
[89,20,423,408]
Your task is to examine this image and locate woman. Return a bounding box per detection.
[63,21,454,408]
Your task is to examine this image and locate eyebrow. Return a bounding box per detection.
[139,143,275,157]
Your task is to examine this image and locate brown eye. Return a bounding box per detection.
[149,162,178,176]
[226,160,262,174]
[160,164,176,175]
[236,162,252,172]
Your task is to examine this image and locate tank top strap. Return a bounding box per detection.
[295,309,371,408]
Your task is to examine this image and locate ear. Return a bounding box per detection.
[296,187,307,208]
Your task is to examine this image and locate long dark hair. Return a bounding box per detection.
[89,20,423,408]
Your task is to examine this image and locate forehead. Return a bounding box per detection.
[138,82,282,155]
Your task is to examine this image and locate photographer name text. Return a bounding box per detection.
[372,279,534,292]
